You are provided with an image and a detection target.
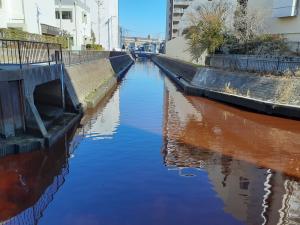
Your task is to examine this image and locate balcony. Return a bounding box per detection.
[174,0,192,6]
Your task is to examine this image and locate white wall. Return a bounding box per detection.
[166,36,207,65]
[0,0,57,34]
[55,2,91,50]
[87,0,119,50]
[248,0,300,41]
[24,0,57,34]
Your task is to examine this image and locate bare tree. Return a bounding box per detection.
[233,2,266,43]
[184,0,231,60]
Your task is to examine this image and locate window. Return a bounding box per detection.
[55,11,60,19]
[62,11,72,20]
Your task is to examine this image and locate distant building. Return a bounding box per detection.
[166,0,195,41]
[0,0,60,36]
[123,36,161,53]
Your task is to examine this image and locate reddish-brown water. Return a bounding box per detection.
[0,61,299,225]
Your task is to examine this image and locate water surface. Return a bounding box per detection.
[1,60,300,225]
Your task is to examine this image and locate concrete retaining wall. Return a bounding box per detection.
[166,37,207,65]
[0,52,133,154]
[64,54,133,110]
[152,55,300,119]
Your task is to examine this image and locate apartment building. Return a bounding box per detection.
[55,0,92,50]
[0,0,60,36]
[166,0,194,41]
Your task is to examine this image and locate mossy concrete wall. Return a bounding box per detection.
[64,54,133,110]
[152,55,300,119]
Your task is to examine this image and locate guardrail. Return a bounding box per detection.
[0,39,62,69]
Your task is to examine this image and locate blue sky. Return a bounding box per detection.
[119,0,166,39]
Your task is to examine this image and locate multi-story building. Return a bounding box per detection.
[55,0,92,50]
[87,0,119,50]
[0,0,60,36]
[166,0,194,41]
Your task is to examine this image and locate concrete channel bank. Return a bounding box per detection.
[0,52,134,155]
[151,55,300,119]
[65,53,134,110]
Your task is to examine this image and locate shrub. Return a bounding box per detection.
[86,44,103,51]
[185,0,230,60]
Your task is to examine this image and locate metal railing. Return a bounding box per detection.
[0,39,62,69]
[219,41,300,56]
[0,38,128,69]
[61,50,110,66]
[208,41,300,74]
[208,54,300,75]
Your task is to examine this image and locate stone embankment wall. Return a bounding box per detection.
[152,55,300,119]
[64,54,133,110]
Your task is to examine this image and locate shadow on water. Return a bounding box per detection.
[0,125,79,224]
[0,61,299,225]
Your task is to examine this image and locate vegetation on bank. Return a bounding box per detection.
[183,0,289,61]
[0,28,103,50]
[0,28,69,48]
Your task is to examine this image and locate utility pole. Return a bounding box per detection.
[95,0,103,45]
[59,0,62,35]
[36,4,41,34]
[105,16,116,50]
[74,0,78,48]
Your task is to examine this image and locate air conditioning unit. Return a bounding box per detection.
[272,0,299,17]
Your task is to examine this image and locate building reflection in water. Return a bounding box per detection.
[162,77,300,225]
[0,126,78,225]
[82,88,120,140]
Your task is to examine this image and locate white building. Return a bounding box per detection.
[0,0,60,36]
[0,0,119,50]
[87,0,119,50]
[55,0,92,50]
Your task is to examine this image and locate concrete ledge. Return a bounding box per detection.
[152,55,300,120]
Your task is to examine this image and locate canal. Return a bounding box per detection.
[1,60,300,225]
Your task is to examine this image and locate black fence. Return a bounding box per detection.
[0,39,62,69]
[0,39,128,69]
[208,54,300,75]
[219,41,300,56]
